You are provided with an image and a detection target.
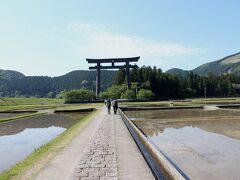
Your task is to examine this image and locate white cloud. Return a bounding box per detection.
[68,22,202,69]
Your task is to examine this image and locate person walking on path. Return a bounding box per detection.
[112,98,118,114]
[106,99,111,114]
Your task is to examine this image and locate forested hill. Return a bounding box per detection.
[167,52,240,76]
[193,52,240,75]
[0,69,116,97]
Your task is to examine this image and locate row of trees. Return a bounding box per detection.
[98,85,154,100]
[63,85,155,103]
[114,66,240,99]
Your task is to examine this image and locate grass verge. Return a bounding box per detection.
[0,112,45,124]
[0,110,97,180]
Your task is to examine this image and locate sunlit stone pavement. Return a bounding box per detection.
[70,114,118,180]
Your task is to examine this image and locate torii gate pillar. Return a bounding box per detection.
[96,62,101,97]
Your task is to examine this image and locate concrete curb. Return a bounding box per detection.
[0,108,95,114]
[118,108,188,180]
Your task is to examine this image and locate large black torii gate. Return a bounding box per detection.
[86,57,140,96]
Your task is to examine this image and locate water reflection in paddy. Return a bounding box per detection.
[0,112,87,173]
[126,109,240,180]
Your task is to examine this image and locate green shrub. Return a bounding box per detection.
[99,91,109,99]
[56,91,66,99]
[99,85,127,99]
[122,90,136,99]
[64,89,95,102]
[137,89,155,100]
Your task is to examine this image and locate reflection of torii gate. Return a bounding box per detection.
[86,57,140,96]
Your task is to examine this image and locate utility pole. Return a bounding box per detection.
[204,87,207,105]
[136,86,138,97]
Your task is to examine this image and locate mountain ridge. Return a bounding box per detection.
[166,52,240,76]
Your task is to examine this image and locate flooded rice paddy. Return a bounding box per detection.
[0,112,87,173]
[126,108,240,180]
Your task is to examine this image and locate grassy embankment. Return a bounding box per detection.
[0,109,98,180]
[0,112,45,124]
[0,97,64,105]
[0,97,64,111]
[173,97,240,106]
[0,97,65,124]
[119,97,240,107]
[0,97,103,111]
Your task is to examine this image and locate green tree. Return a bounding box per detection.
[137,89,155,100]
[122,90,136,99]
[130,66,139,82]
[114,69,126,85]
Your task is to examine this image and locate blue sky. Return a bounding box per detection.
[0,0,239,76]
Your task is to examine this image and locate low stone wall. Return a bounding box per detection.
[0,110,38,113]
[217,104,240,108]
[118,108,189,180]
[120,106,202,111]
[55,108,95,113]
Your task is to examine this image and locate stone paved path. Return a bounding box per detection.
[70,114,118,180]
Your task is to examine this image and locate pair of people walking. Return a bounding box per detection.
[105,98,118,114]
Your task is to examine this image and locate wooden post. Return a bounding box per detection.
[126,61,131,89]
[96,62,101,96]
